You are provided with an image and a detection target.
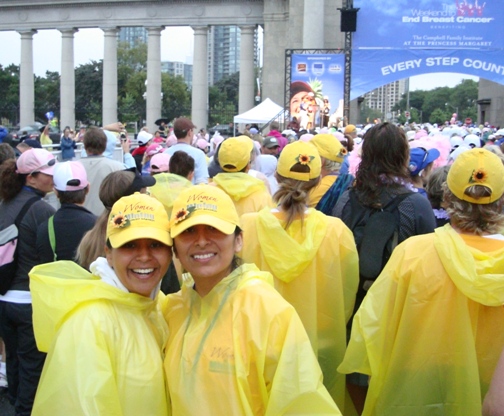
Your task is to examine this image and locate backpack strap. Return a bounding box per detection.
[315,173,354,215]
[348,189,372,231]
[48,215,57,262]
[14,196,40,227]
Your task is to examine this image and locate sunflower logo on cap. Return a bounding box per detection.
[469,168,487,184]
[296,154,314,165]
[173,206,196,225]
[110,213,130,229]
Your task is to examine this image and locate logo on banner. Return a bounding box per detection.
[329,64,343,73]
[402,1,491,24]
[296,63,307,73]
[312,62,325,76]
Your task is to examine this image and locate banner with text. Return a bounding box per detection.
[289,53,345,128]
[353,0,503,50]
[351,49,504,99]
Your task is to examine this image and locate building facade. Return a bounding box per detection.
[363,79,408,122]
[207,25,259,86]
[118,27,147,46]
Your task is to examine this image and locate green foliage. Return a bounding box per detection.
[0,64,21,125]
[429,108,447,125]
[392,80,478,124]
[359,104,383,124]
[161,73,191,121]
[208,72,239,126]
[35,71,60,123]
[75,60,103,125]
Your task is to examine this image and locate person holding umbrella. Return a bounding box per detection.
[155,118,169,138]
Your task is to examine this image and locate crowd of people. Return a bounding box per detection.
[0,114,504,415]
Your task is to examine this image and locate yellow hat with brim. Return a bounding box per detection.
[107,193,172,247]
[447,148,504,204]
[310,133,347,163]
[218,136,254,172]
[277,140,321,181]
[170,185,240,238]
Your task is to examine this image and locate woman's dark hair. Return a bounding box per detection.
[0,143,16,166]
[57,188,88,205]
[169,151,195,179]
[426,166,450,209]
[355,122,411,208]
[0,159,26,201]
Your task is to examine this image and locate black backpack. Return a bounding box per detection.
[348,189,412,293]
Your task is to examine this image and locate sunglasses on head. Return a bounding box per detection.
[29,158,56,175]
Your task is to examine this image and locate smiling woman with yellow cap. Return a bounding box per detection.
[163,184,341,415]
[240,140,359,413]
[339,148,504,415]
[29,193,172,415]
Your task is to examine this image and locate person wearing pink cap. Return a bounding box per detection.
[141,143,164,176]
[36,161,96,264]
[0,148,57,416]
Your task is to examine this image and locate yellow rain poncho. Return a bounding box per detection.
[240,208,359,412]
[148,172,193,217]
[29,261,169,416]
[212,172,274,216]
[162,263,341,415]
[339,224,504,416]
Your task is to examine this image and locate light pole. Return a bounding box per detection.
[445,102,459,117]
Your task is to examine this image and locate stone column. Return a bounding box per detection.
[102,27,119,126]
[146,27,163,132]
[191,26,209,130]
[18,30,37,127]
[59,28,78,130]
[303,0,324,48]
[238,25,256,119]
[262,7,287,107]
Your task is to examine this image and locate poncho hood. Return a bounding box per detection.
[29,260,161,352]
[255,208,328,283]
[148,172,193,215]
[213,172,266,201]
[434,224,504,306]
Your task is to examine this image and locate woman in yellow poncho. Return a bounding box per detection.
[339,148,504,415]
[29,193,172,415]
[240,140,359,414]
[212,136,274,216]
[163,185,341,415]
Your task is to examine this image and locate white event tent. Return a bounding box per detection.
[233,98,285,124]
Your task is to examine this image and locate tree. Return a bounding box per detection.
[35,71,60,123]
[429,108,447,125]
[161,73,191,122]
[360,106,384,125]
[75,61,103,124]
[208,72,239,126]
[0,64,20,125]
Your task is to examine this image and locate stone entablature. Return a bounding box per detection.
[0,0,264,31]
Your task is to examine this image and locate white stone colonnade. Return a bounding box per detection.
[16,25,259,132]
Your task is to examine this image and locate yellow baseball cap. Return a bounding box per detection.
[310,133,347,163]
[447,148,504,204]
[277,140,321,181]
[107,193,172,248]
[218,136,254,172]
[344,124,357,134]
[170,185,241,238]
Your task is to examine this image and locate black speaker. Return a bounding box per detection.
[340,8,359,32]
